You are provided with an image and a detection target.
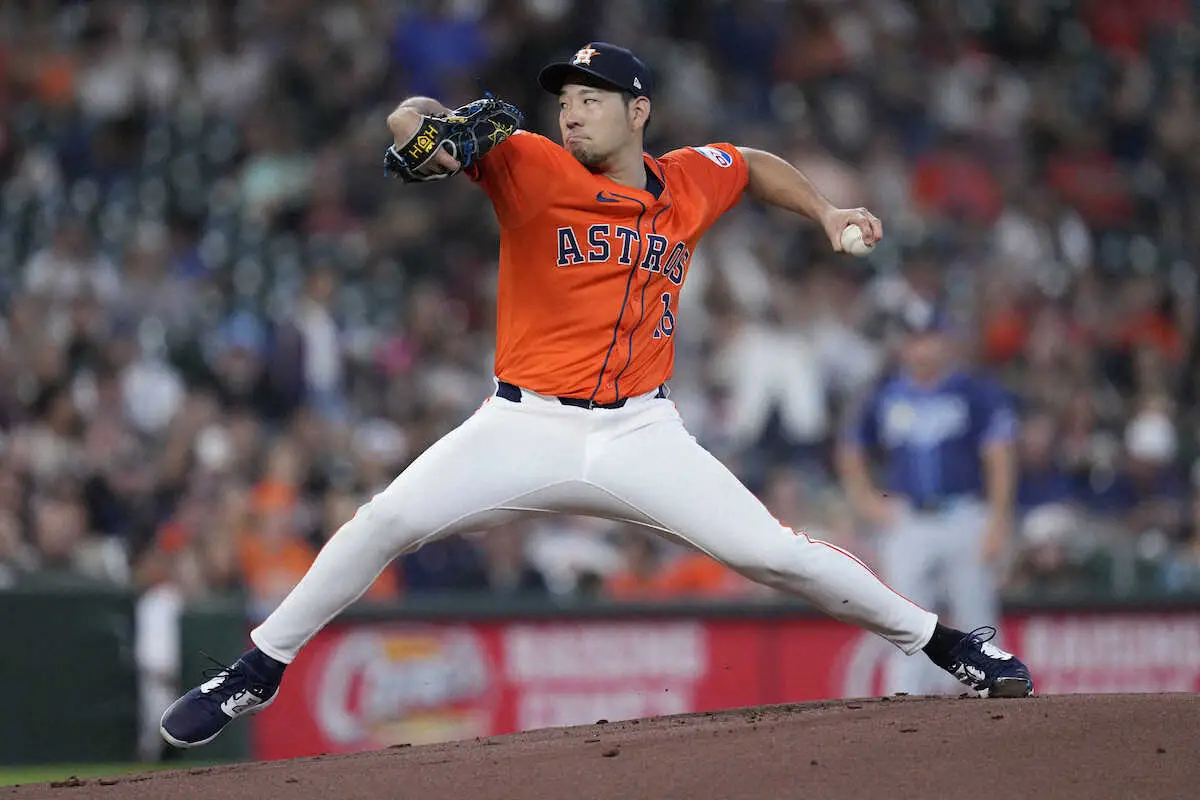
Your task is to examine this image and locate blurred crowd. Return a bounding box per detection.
[1,0,1200,618]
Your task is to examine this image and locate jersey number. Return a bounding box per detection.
[652,293,675,339]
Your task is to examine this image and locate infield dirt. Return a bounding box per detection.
[9,693,1197,799]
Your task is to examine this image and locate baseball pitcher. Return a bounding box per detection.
[161,42,1032,749]
[837,305,1019,695]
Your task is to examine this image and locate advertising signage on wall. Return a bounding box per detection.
[254,610,1200,760]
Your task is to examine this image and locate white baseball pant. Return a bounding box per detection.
[251,384,937,664]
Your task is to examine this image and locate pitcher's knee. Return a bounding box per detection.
[342,495,423,553]
[727,540,816,589]
[738,562,792,589]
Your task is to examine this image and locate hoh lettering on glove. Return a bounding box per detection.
[384,96,524,183]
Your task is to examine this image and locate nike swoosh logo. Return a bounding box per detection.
[596,191,620,203]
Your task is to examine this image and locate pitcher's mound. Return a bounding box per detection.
[12,694,1199,800]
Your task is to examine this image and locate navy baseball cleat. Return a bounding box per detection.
[160,648,284,748]
[942,626,1034,698]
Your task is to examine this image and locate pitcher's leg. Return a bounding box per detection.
[587,405,937,654]
[162,400,596,748]
[252,401,577,662]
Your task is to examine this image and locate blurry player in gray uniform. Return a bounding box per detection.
[838,305,1018,694]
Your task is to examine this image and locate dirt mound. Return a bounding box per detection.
[11,694,1198,800]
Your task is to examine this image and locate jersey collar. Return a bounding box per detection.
[591,154,669,204]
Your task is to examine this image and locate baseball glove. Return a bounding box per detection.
[384,96,524,182]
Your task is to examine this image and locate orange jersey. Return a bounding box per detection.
[468,132,748,403]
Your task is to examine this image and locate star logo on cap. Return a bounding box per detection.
[572,46,600,65]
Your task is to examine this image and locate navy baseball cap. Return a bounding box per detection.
[538,42,653,99]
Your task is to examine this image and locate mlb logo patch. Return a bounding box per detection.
[693,146,733,168]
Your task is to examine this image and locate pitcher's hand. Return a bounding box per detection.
[821,206,882,253]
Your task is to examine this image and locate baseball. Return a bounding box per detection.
[840,223,875,257]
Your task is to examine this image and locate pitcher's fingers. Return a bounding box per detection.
[866,214,883,243]
[434,148,461,173]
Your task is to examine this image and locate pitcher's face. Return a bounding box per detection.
[558,84,646,168]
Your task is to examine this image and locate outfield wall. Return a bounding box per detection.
[3,589,1198,764]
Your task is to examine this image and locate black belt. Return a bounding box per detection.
[496,381,665,409]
